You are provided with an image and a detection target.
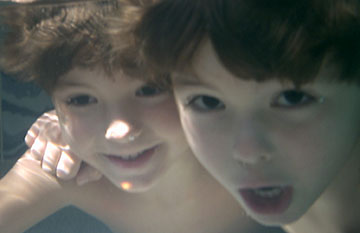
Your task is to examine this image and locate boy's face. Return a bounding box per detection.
[52,68,188,192]
[172,40,360,225]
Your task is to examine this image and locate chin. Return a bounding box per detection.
[109,176,160,193]
[251,214,298,227]
[248,206,305,227]
[122,185,153,193]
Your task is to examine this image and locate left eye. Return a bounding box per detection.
[186,95,225,112]
[271,89,316,108]
[135,85,165,97]
[66,95,98,107]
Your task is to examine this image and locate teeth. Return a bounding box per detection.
[119,150,145,161]
[253,187,283,198]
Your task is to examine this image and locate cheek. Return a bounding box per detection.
[179,110,228,163]
[275,127,331,182]
[273,110,360,181]
[55,104,101,154]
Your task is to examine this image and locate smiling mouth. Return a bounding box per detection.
[103,145,159,168]
[106,145,157,160]
[114,148,152,161]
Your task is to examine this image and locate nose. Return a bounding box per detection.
[105,120,142,143]
[232,123,272,166]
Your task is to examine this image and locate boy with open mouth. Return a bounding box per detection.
[135,0,360,232]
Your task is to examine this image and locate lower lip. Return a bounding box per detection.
[105,146,158,169]
[239,186,293,215]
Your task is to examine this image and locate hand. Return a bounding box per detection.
[25,110,102,185]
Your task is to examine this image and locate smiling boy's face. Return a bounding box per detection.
[172,39,360,225]
[51,68,188,193]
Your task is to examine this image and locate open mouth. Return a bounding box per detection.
[115,148,151,161]
[239,185,293,215]
[104,145,159,168]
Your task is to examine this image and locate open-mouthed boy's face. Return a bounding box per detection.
[52,68,188,193]
[172,39,360,225]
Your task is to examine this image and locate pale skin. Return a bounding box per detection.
[25,111,102,185]
[172,39,360,233]
[0,67,283,233]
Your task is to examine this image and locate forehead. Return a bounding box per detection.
[58,67,110,82]
[172,39,232,85]
[54,67,133,91]
[173,39,274,93]
[173,39,343,89]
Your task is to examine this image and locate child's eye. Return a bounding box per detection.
[135,84,165,97]
[66,95,98,107]
[271,89,317,108]
[186,95,225,112]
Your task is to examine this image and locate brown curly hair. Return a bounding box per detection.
[0,0,164,93]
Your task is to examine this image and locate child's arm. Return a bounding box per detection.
[0,111,103,233]
[0,151,70,233]
[25,110,102,185]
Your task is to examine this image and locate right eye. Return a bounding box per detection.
[186,95,225,112]
[65,95,98,107]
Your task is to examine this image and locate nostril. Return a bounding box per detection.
[105,120,130,139]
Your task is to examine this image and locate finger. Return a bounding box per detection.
[23,149,40,162]
[25,111,57,147]
[30,136,47,161]
[43,110,58,121]
[25,124,40,147]
[29,120,58,160]
[76,164,103,186]
[45,121,63,146]
[41,141,62,174]
[56,150,82,180]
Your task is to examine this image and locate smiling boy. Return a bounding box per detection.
[0,1,280,233]
[136,0,360,232]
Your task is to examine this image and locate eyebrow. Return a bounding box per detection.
[54,80,93,91]
[174,80,219,94]
[173,70,218,91]
[172,69,200,84]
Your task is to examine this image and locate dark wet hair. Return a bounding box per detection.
[0,0,166,93]
[136,0,360,86]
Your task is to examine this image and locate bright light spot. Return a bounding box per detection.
[121,182,132,190]
[59,144,71,150]
[105,121,130,139]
